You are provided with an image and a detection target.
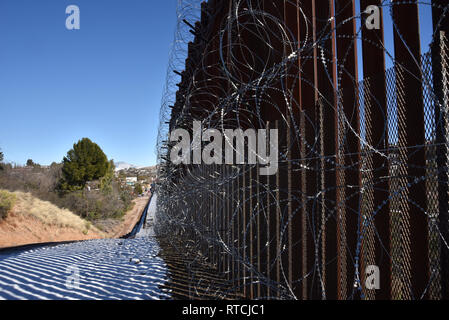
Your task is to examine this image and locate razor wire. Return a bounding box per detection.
[154,0,449,300]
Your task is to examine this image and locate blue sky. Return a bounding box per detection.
[0,1,434,167]
[0,0,177,167]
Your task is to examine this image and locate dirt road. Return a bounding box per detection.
[110,195,150,238]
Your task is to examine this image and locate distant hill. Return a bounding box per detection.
[114,162,156,173]
[114,162,137,172]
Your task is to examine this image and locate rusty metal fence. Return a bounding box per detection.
[155,0,449,300]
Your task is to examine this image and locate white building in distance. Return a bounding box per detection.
[126,177,138,186]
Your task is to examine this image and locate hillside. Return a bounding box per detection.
[114,161,137,171]
[0,190,105,248]
[94,194,151,238]
[114,162,157,175]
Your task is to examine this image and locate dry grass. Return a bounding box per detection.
[0,190,16,219]
[9,190,103,235]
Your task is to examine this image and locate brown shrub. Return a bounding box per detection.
[0,190,16,220]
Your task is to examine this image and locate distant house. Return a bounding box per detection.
[86,180,101,192]
[126,177,138,186]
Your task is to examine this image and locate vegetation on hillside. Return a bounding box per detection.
[26,159,38,167]
[0,190,16,220]
[8,190,99,235]
[0,140,134,223]
[134,183,143,195]
[0,148,4,171]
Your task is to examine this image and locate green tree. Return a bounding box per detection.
[26,159,35,167]
[0,148,4,171]
[50,162,59,168]
[134,183,143,195]
[59,138,109,191]
[100,160,115,194]
[118,171,126,180]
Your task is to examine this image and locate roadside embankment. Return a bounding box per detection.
[0,190,150,249]
[96,194,150,238]
[0,190,105,248]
